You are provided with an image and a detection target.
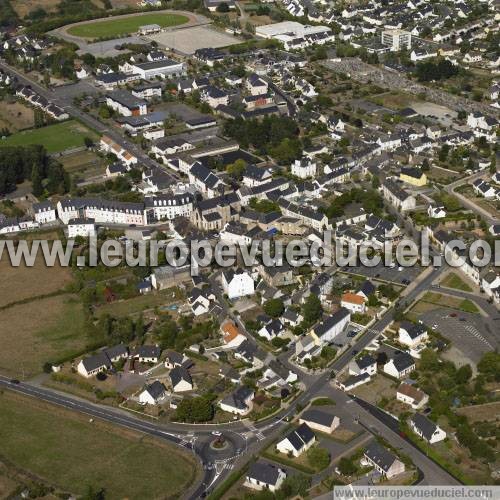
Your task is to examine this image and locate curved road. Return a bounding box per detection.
[48,9,211,51]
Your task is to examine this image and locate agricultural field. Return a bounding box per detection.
[10,0,61,17]
[0,391,199,499]
[0,259,73,309]
[456,401,500,423]
[0,295,88,377]
[60,149,107,181]
[67,13,189,39]
[0,100,34,132]
[94,287,184,317]
[0,120,97,154]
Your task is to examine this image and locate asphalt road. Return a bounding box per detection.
[444,171,499,226]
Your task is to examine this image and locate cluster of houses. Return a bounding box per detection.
[15,85,69,121]
[426,226,500,305]
[77,344,196,401]
[1,34,51,64]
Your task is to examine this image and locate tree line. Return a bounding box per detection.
[0,145,70,197]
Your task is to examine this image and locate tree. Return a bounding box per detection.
[456,364,472,384]
[419,348,440,372]
[489,154,497,174]
[307,446,330,470]
[438,144,450,162]
[279,474,311,497]
[263,298,285,318]
[477,352,500,381]
[31,164,43,197]
[216,2,230,12]
[175,396,213,422]
[226,159,246,179]
[302,294,323,324]
[338,456,357,476]
[371,175,380,189]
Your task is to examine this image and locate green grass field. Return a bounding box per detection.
[0,120,96,153]
[67,13,189,38]
[0,391,199,499]
[441,272,473,292]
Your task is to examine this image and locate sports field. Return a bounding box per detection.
[0,391,199,498]
[0,120,96,153]
[67,13,189,38]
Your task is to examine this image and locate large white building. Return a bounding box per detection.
[120,58,186,79]
[32,201,57,224]
[67,218,96,238]
[292,158,317,179]
[381,29,412,51]
[255,21,334,50]
[57,198,146,226]
[106,90,147,117]
[221,268,254,300]
[144,194,193,222]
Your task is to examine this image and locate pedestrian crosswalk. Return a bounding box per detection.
[244,422,266,440]
[438,315,494,349]
[463,324,493,349]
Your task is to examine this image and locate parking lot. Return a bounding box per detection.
[148,25,241,55]
[340,262,424,286]
[418,308,494,364]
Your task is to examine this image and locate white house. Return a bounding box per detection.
[276,423,316,457]
[384,352,415,379]
[244,462,286,492]
[258,318,285,341]
[409,413,446,443]
[291,158,317,179]
[169,366,193,392]
[299,409,340,434]
[481,269,500,303]
[221,268,254,300]
[398,321,428,347]
[396,383,429,410]
[246,73,268,96]
[32,201,57,225]
[341,293,366,313]
[472,179,497,199]
[77,345,128,378]
[67,218,96,238]
[363,441,406,479]
[221,320,247,348]
[219,386,255,415]
[133,345,161,364]
[310,308,351,345]
[139,381,167,405]
[349,354,377,376]
[427,205,446,218]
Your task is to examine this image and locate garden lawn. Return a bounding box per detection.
[441,272,473,292]
[67,13,188,38]
[0,120,96,153]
